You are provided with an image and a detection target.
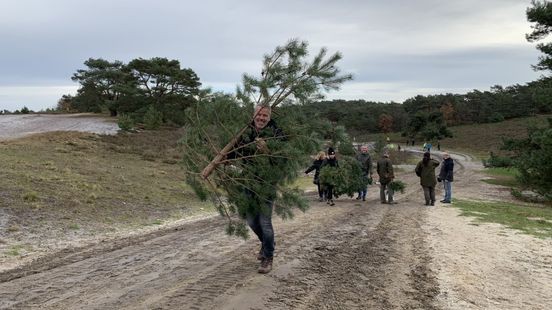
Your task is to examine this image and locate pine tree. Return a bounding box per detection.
[181,39,352,238]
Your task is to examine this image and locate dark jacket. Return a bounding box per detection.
[227,119,285,161]
[305,159,324,184]
[226,119,286,197]
[415,159,440,187]
[322,157,338,168]
[438,157,454,182]
[356,153,372,176]
[376,157,394,184]
[320,157,339,186]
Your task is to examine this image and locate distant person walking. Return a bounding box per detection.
[437,141,441,151]
[305,151,326,202]
[438,152,454,203]
[356,145,372,202]
[322,147,339,206]
[377,151,396,204]
[415,152,440,206]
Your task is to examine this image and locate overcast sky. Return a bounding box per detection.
[0,0,545,111]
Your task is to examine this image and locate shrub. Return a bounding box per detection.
[502,118,552,201]
[487,112,504,123]
[117,114,135,131]
[143,105,163,130]
[483,152,513,168]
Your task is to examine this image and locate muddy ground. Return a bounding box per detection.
[0,115,551,309]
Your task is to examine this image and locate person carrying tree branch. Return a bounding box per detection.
[226,104,286,274]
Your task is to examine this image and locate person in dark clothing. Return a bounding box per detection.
[356,145,372,201]
[415,152,440,206]
[226,104,286,274]
[377,152,396,204]
[438,152,454,203]
[321,147,339,206]
[305,151,327,201]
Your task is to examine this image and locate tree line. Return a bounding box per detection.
[57,57,201,127]
[287,78,552,140]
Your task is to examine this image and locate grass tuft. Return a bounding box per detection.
[454,199,552,238]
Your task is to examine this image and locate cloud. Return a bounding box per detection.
[0,0,543,110]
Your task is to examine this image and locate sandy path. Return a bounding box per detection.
[0,114,118,141]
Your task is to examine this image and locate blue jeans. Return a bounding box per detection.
[443,180,452,202]
[246,201,275,258]
[358,185,367,200]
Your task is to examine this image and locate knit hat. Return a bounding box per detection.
[328,147,335,155]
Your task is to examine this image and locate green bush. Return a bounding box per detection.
[483,152,513,168]
[487,112,504,123]
[143,105,163,130]
[117,114,135,131]
[502,118,552,200]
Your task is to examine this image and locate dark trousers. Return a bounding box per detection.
[325,185,335,200]
[317,183,324,199]
[422,186,435,204]
[380,182,394,202]
[246,201,275,258]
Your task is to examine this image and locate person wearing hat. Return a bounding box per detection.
[377,151,396,204]
[415,152,440,206]
[321,147,339,206]
[438,152,454,203]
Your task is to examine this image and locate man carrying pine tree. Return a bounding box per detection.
[227,104,286,274]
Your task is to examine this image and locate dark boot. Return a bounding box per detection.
[258,257,273,274]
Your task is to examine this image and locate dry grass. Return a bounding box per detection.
[354,114,551,158]
[441,115,551,158]
[0,129,213,232]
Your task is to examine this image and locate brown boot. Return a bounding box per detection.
[258,257,273,274]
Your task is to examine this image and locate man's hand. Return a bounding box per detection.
[255,138,269,154]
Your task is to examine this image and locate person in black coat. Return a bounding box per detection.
[438,152,454,203]
[305,151,327,201]
[321,147,339,206]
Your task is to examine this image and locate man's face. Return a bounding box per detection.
[361,146,368,153]
[254,107,271,130]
